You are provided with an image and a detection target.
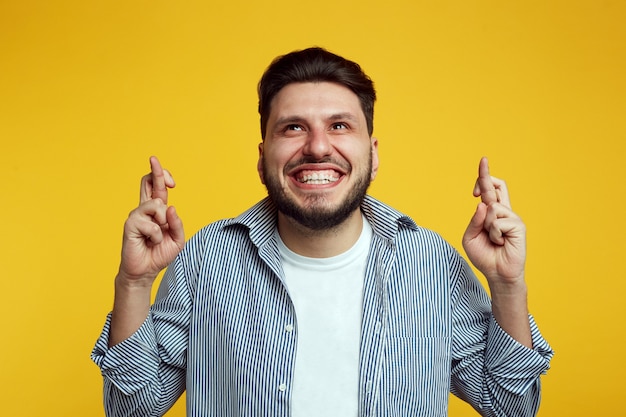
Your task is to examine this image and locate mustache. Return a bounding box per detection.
[283,156,351,173]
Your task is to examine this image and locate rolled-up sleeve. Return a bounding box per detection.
[91,261,191,417]
[450,258,554,417]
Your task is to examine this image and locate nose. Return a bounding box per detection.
[303,128,332,159]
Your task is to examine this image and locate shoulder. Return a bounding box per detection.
[363,195,452,247]
[181,197,277,255]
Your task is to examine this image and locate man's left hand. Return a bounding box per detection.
[462,157,526,288]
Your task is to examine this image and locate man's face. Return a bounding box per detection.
[257,81,379,230]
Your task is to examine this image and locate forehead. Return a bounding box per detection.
[268,82,364,120]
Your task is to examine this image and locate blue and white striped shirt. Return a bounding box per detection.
[92,195,553,417]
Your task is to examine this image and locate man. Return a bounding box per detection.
[92,47,553,416]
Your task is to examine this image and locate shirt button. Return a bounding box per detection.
[278,383,287,392]
[375,322,381,334]
[285,324,294,333]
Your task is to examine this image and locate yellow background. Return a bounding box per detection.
[1,1,624,416]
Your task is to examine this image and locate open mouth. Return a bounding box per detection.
[297,170,340,185]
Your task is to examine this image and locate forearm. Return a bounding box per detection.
[451,258,552,416]
[489,278,532,349]
[452,310,553,417]
[92,311,186,417]
[109,273,153,347]
[92,266,189,416]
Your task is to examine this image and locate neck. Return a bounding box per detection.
[277,209,363,258]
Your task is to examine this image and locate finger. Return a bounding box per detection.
[483,201,518,227]
[139,157,176,204]
[463,202,488,244]
[473,176,511,206]
[482,206,507,246]
[474,157,498,205]
[491,176,511,209]
[149,156,168,203]
[140,174,152,204]
[483,204,524,246]
[487,217,525,246]
[165,206,185,247]
[487,221,505,246]
[126,216,165,244]
[128,199,169,229]
[473,158,514,209]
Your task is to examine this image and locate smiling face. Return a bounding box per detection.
[258,81,379,231]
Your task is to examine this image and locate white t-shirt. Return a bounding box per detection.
[276,217,373,416]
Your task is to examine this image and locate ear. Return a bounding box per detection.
[257,142,266,185]
[370,136,379,181]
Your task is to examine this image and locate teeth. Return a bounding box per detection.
[299,172,339,184]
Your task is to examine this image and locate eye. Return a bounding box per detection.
[331,122,348,130]
[285,124,304,132]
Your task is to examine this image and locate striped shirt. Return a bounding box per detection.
[92,195,553,417]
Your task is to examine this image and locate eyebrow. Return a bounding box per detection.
[274,112,360,126]
[328,112,359,122]
[274,115,307,126]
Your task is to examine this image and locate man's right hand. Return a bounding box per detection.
[109,156,185,347]
[118,156,185,285]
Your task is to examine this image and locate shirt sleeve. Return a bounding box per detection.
[90,263,191,417]
[450,259,554,417]
[484,314,553,395]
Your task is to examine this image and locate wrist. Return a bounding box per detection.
[115,271,156,290]
[489,279,529,324]
[110,273,153,347]
[488,278,527,298]
[485,268,526,295]
[113,273,154,309]
[489,280,532,348]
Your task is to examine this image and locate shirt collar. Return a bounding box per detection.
[223,195,418,249]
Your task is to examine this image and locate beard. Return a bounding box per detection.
[262,155,372,231]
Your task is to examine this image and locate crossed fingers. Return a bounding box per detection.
[140,156,176,204]
[473,157,511,209]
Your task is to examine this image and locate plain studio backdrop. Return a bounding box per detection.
[1,1,624,416]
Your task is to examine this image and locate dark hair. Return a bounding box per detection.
[257,47,376,139]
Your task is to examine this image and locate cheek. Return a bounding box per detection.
[264,144,300,170]
[259,152,288,182]
[340,143,372,166]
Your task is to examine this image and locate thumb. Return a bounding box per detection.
[463,203,487,245]
[166,206,185,248]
